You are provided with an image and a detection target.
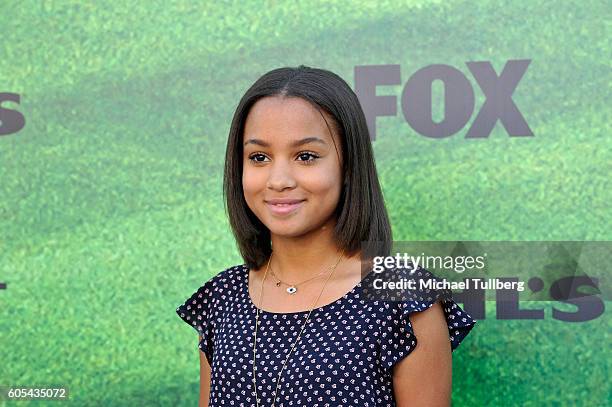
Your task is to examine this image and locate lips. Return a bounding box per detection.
[265,199,305,215]
[265,198,305,205]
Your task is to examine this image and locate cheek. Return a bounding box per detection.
[301,169,342,198]
[241,172,263,213]
[242,168,264,196]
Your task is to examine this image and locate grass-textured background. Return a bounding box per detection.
[1,0,610,405]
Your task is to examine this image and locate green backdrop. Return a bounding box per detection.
[1,0,610,405]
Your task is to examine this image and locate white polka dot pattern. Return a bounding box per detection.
[176,264,476,406]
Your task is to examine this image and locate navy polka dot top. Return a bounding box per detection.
[176,263,476,406]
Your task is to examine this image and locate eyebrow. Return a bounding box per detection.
[243,136,327,148]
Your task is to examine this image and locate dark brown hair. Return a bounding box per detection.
[223,65,392,270]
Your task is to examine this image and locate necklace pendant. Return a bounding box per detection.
[286,286,297,294]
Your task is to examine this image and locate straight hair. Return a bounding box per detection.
[223,65,392,270]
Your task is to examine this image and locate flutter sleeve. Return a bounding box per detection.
[378,266,477,372]
[176,279,216,365]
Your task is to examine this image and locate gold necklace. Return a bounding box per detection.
[270,265,330,294]
[252,251,345,407]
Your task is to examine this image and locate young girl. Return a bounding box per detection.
[177,65,476,406]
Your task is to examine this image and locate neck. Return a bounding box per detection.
[268,218,352,282]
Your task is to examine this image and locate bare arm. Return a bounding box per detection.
[198,334,212,407]
[392,301,452,406]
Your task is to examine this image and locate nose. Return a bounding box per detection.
[266,159,297,191]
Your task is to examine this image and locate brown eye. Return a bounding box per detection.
[297,152,320,163]
[248,153,268,163]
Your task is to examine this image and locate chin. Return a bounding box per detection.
[262,218,309,236]
[266,224,308,238]
[267,216,334,239]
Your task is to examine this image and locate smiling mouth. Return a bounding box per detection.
[265,201,305,215]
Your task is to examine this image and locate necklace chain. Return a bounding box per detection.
[252,251,344,407]
[270,265,330,293]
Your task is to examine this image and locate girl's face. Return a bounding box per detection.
[242,96,343,238]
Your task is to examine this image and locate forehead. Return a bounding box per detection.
[243,96,337,143]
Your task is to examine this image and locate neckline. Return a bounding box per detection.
[243,264,364,315]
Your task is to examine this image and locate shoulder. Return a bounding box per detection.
[209,263,247,284]
[365,263,454,327]
[181,263,247,304]
[200,263,248,295]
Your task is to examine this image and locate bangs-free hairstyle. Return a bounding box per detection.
[223,65,392,270]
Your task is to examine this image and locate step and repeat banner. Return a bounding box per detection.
[1,1,609,405]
